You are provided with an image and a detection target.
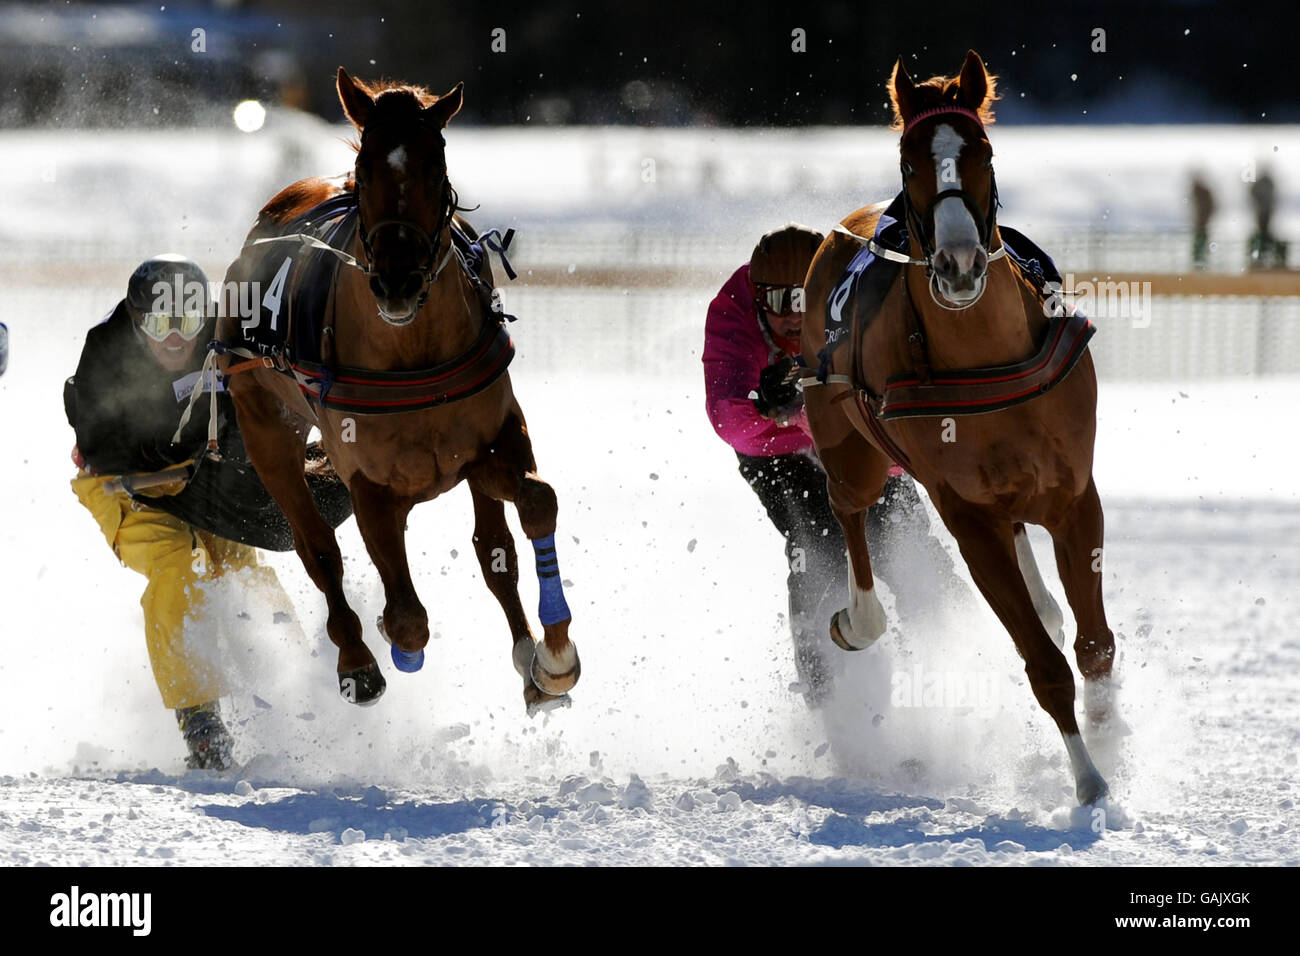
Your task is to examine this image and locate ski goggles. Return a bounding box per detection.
[139,311,205,342]
[755,285,800,316]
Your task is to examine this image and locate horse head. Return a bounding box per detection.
[889,50,1000,308]
[337,67,464,325]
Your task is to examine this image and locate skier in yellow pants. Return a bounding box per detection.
[65,255,352,769]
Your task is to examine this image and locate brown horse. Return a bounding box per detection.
[216,69,580,714]
[801,51,1116,804]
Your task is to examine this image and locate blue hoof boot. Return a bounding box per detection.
[391,645,424,673]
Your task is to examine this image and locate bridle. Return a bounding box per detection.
[355,122,458,317]
[895,105,1005,311]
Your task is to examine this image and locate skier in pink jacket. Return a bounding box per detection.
[703,224,968,706]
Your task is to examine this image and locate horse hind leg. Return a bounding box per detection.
[938,495,1107,805]
[468,483,561,713]
[468,413,580,710]
[1048,477,1119,731]
[515,473,580,697]
[231,383,382,704]
[1014,523,1066,650]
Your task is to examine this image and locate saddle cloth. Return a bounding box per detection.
[237,191,358,364]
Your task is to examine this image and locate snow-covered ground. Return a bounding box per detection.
[0,125,1297,866]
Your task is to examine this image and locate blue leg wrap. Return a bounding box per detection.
[532,534,571,626]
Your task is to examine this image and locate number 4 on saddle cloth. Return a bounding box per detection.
[233,191,518,415]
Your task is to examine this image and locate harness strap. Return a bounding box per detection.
[289,319,515,414]
[243,230,372,275]
[831,223,1009,268]
[170,345,224,456]
[878,310,1095,419]
[799,372,918,477]
[225,355,278,376]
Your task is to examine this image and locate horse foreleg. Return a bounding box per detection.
[1014,522,1066,650]
[1048,477,1118,730]
[349,474,428,674]
[231,384,381,704]
[937,493,1107,805]
[809,401,893,651]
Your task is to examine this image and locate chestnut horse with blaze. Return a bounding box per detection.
[801,51,1118,803]
[217,69,580,714]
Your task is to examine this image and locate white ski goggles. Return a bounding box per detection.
[139,311,205,342]
[756,285,799,316]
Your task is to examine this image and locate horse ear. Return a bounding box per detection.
[423,82,464,129]
[337,67,373,131]
[889,57,916,127]
[957,50,990,112]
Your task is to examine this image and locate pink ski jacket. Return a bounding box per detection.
[702,264,813,457]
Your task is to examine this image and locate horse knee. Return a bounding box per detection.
[1024,651,1076,714]
[1074,629,1115,680]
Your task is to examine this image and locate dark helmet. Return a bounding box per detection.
[749,223,825,287]
[126,254,211,321]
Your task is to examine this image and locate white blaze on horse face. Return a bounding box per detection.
[387,146,409,213]
[930,123,982,269]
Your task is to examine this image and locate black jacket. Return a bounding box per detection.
[65,302,351,550]
[66,301,224,475]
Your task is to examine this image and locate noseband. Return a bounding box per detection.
[898,105,1005,310]
[356,126,458,315]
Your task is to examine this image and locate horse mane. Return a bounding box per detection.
[887,67,999,131]
[353,77,440,109]
[257,176,345,228]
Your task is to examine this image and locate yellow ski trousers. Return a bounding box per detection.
[72,471,292,710]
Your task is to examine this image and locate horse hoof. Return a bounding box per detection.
[829,609,879,651]
[512,638,537,679]
[338,663,386,706]
[1077,772,1109,806]
[525,689,573,718]
[378,615,425,673]
[531,644,581,696]
[391,645,424,673]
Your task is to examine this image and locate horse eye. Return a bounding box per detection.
[901,161,914,178]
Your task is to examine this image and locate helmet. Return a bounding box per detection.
[126,254,210,340]
[749,223,825,288]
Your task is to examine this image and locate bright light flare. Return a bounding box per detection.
[233,100,266,133]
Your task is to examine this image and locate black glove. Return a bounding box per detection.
[754,356,803,420]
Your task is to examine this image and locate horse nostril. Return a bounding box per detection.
[973,247,989,276]
[369,275,389,299]
[397,272,423,300]
[933,250,957,280]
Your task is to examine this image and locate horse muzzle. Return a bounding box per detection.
[370,272,425,325]
[931,242,990,308]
